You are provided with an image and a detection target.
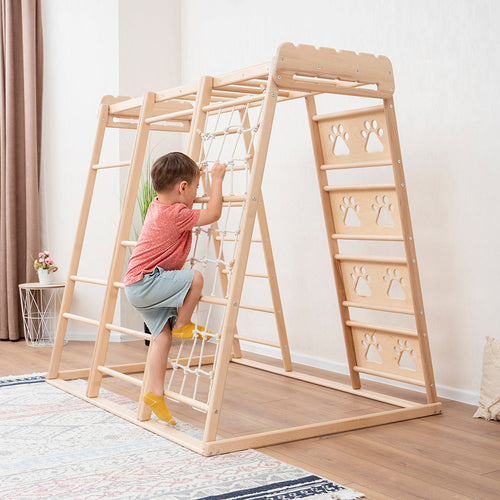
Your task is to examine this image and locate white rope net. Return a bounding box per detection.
[166,101,264,408]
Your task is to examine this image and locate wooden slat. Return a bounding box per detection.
[145,108,194,124]
[313,105,386,122]
[213,62,270,87]
[63,313,99,327]
[234,335,281,348]
[346,320,418,337]
[105,323,151,341]
[70,275,107,286]
[92,160,130,170]
[353,365,426,387]
[335,254,408,265]
[320,160,392,170]
[343,300,414,315]
[194,195,246,204]
[332,234,404,241]
[325,183,395,192]
[121,240,137,247]
[98,365,142,387]
[204,403,441,455]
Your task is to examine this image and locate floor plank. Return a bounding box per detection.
[1,339,499,499]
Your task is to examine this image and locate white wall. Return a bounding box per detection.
[40,0,499,404]
[179,0,499,404]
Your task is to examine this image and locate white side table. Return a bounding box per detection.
[18,282,66,347]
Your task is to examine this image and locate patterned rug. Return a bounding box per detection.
[0,374,364,499]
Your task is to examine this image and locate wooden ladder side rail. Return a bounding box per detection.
[383,97,437,404]
[238,108,292,372]
[86,92,157,399]
[185,76,244,360]
[203,79,280,444]
[47,103,110,379]
[304,95,361,390]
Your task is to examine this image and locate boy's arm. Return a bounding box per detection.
[196,163,226,226]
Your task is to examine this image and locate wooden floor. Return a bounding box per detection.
[1,339,499,499]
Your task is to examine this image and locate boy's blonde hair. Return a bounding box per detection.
[151,152,199,192]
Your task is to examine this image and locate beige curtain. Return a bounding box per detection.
[0,0,43,341]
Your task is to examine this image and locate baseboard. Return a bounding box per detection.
[238,341,480,407]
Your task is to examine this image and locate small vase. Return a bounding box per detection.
[37,267,58,285]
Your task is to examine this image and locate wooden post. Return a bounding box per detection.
[304,95,361,390]
[203,79,279,444]
[47,103,109,379]
[383,97,438,403]
[87,92,157,398]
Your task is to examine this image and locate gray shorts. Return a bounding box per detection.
[124,267,194,338]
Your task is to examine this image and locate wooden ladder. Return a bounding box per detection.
[305,98,437,403]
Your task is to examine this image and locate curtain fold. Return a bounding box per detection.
[0,0,43,340]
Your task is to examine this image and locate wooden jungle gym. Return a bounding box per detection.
[47,43,441,456]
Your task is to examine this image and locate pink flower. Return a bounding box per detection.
[43,251,50,256]
[47,259,53,265]
[38,252,44,257]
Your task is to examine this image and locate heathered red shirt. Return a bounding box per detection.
[124,199,200,285]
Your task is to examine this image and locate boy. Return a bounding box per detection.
[124,152,226,425]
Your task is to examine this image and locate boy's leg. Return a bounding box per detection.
[143,320,176,425]
[173,270,203,329]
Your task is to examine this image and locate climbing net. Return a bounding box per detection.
[166,100,264,407]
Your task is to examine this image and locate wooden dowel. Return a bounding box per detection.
[335,254,408,265]
[98,366,143,387]
[197,126,241,137]
[203,94,266,113]
[199,296,228,306]
[332,234,404,242]
[194,195,246,204]
[320,160,391,170]
[163,389,209,412]
[234,335,280,348]
[312,105,385,122]
[145,108,194,124]
[105,323,151,341]
[92,160,130,170]
[63,313,99,327]
[353,365,426,387]
[113,282,125,289]
[222,270,268,278]
[70,275,107,286]
[346,319,418,337]
[239,303,274,314]
[107,121,190,133]
[121,240,137,247]
[215,236,262,242]
[324,183,395,192]
[343,300,414,315]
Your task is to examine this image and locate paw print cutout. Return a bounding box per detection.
[394,339,417,371]
[351,266,372,297]
[372,194,395,227]
[329,124,350,156]
[361,120,384,153]
[340,196,361,226]
[383,268,406,300]
[362,332,382,363]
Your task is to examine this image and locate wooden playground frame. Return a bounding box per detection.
[47,43,441,456]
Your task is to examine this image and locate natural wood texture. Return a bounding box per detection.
[2,342,498,500]
[44,44,439,455]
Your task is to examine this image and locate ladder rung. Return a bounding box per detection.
[346,320,418,337]
[320,160,391,170]
[70,275,107,286]
[194,195,247,204]
[312,105,385,122]
[343,301,414,315]
[353,365,425,387]
[222,270,268,278]
[332,234,404,242]
[144,108,194,124]
[216,236,262,242]
[92,160,130,170]
[121,240,137,247]
[63,313,99,327]
[234,335,280,348]
[324,183,395,192]
[197,126,241,137]
[106,323,151,341]
[163,389,209,412]
[98,366,142,387]
[114,282,125,289]
[199,295,274,313]
[335,254,408,265]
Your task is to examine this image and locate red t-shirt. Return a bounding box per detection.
[124,199,200,285]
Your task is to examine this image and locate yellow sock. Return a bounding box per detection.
[142,392,176,425]
[172,322,213,340]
